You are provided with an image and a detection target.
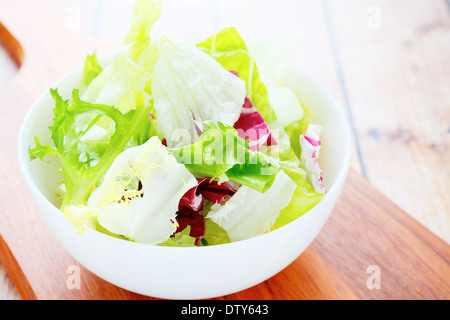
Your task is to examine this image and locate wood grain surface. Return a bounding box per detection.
[0,0,449,300]
[325,0,450,244]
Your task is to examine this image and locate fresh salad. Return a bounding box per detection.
[29,0,326,247]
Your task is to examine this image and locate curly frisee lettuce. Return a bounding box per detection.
[29,89,152,208]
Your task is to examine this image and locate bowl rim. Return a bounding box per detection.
[17,55,352,252]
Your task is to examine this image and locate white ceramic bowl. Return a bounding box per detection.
[18,57,352,299]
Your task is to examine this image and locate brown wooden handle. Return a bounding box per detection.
[0,20,24,67]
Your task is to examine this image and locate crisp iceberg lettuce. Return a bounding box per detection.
[207,170,297,242]
[150,43,247,147]
[197,27,277,124]
[123,0,161,46]
[81,53,103,88]
[248,33,303,123]
[81,0,162,113]
[248,33,311,157]
[65,136,198,244]
[82,52,152,114]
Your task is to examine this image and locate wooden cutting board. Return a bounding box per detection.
[0,0,448,300]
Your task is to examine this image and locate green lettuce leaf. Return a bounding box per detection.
[258,128,324,229]
[196,27,277,124]
[171,121,281,193]
[201,218,231,246]
[93,218,129,241]
[29,89,151,208]
[272,165,324,229]
[82,0,162,114]
[124,0,161,46]
[158,227,197,247]
[283,108,310,158]
[271,133,324,229]
[82,53,151,114]
[81,53,103,87]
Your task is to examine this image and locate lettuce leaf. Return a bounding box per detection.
[158,227,197,247]
[229,71,277,151]
[284,111,310,158]
[178,184,204,212]
[64,136,198,244]
[81,53,103,87]
[257,127,324,229]
[272,164,324,229]
[29,89,152,208]
[299,124,326,194]
[197,27,277,124]
[270,132,324,229]
[248,32,310,158]
[171,121,280,193]
[93,218,129,241]
[54,0,162,195]
[81,0,162,114]
[174,178,237,246]
[201,218,231,246]
[206,170,297,242]
[30,0,326,245]
[174,210,205,245]
[124,0,161,46]
[82,53,152,114]
[195,178,237,204]
[248,33,304,126]
[233,95,276,151]
[31,0,162,209]
[178,178,237,212]
[150,43,247,147]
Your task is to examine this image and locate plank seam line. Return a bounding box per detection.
[445,0,450,15]
[322,0,368,179]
